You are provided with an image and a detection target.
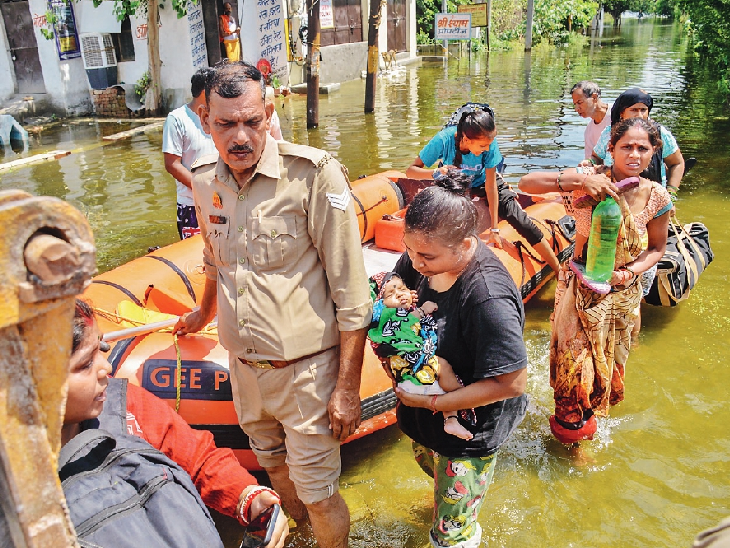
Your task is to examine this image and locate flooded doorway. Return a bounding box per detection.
[200,0,240,65]
[200,0,222,65]
[386,0,405,52]
[321,0,362,46]
[1,0,46,93]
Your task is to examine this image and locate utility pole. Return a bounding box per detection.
[306,0,320,128]
[486,0,491,51]
[525,0,534,51]
[441,0,448,55]
[365,0,383,113]
[147,0,161,113]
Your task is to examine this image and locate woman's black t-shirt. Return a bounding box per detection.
[394,241,528,457]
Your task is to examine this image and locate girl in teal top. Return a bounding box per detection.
[406,107,560,274]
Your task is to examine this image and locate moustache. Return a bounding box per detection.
[228,145,254,154]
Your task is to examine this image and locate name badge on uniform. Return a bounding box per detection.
[212,192,223,209]
[209,215,228,224]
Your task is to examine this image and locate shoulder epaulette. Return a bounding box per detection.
[278,142,332,169]
[191,153,219,171]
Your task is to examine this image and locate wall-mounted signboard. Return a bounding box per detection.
[320,0,334,29]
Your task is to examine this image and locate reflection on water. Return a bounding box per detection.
[2,125,177,271]
[2,18,729,548]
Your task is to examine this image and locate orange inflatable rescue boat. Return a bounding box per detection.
[84,173,574,471]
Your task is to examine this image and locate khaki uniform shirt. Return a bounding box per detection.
[191,135,372,361]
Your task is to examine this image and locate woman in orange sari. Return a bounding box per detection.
[519,118,672,446]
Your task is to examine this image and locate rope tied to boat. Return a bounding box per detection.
[352,192,390,243]
[173,333,182,413]
[527,214,563,254]
[92,305,215,414]
[514,240,545,289]
[536,217,561,253]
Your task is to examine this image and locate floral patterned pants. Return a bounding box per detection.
[413,441,497,548]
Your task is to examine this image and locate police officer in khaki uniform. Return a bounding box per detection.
[174,61,371,548]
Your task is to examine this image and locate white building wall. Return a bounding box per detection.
[28,0,90,114]
[158,8,197,108]
[407,0,416,56]
[2,0,415,114]
[239,0,289,86]
[2,0,201,114]
[0,11,15,101]
[113,9,197,110]
[116,13,149,94]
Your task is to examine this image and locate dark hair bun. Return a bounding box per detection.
[433,168,472,196]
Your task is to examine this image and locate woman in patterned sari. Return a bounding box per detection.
[519,118,672,446]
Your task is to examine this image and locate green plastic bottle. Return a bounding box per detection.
[586,197,622,282]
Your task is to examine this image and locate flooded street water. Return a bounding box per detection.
[3,17,729,547]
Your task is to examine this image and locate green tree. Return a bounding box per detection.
[602,0,656,25]
[533,0,598,43]
[416,0,599,44]
[653,0,680,16]
[98,0,198,112]
[602,0,633,25]
[677,0,730,97]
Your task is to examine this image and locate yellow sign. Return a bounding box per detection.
[457,3,487,27]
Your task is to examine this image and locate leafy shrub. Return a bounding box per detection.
[135,71,151,104]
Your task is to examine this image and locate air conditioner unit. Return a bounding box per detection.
[80,33,118,90]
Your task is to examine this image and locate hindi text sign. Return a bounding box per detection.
[457,4,487,27]
[256,0,289,84]
[434,13,471,41]
[320,0,334,29]
[188,3,208,68]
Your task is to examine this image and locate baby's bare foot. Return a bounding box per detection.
[444,415,473,440]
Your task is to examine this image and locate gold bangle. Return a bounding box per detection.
[556,171,565,192]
